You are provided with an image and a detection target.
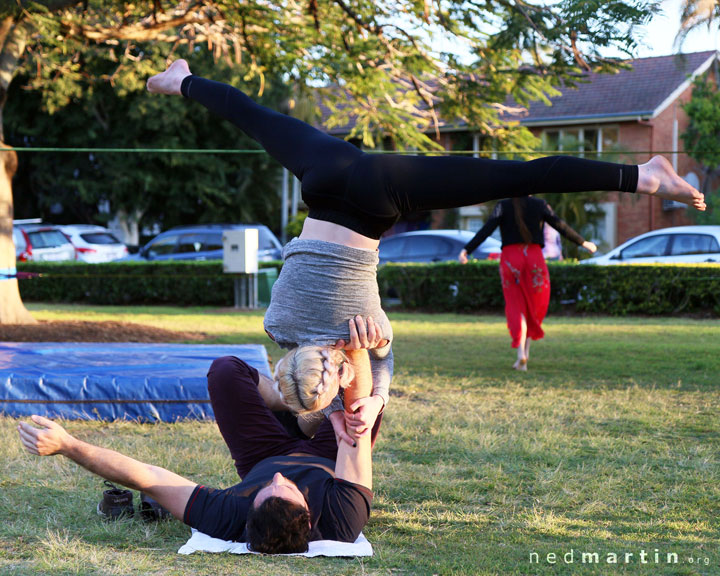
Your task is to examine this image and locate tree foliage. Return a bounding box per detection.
[6,49,288,232]
[682,75,720,224]
[5,0,657,151]
[676,0,720,48]
[683,77,720,173]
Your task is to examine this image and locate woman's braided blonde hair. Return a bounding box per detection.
[276,346,348,414]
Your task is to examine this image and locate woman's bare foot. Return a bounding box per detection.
[512,357,528,371]
[146,59,192,95]
[637,155,706,211]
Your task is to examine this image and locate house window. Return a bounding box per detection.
[602,127,618,151]
[587,201,617,248]
[542,126,618,158]
[544,130,560,151]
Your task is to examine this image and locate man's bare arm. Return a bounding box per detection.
[334,349,372,490]
[17,415,196,520]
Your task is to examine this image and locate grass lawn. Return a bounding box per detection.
[1,304,719,575]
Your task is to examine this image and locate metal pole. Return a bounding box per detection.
[281,168,289,244]
[239,275,247,308]
[252,273,258,309]
[233,276,241,308]
[291,177,300,217]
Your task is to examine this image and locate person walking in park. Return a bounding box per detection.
[458,197,596,370]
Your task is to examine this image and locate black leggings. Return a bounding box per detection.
[181,76,638,239]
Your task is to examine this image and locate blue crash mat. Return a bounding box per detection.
[0,342,271,422]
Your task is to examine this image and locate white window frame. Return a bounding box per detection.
[543,125,619,156]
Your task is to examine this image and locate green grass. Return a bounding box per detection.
[2,303,719,575]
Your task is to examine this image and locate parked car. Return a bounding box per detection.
[58,225,129,263]
[13,223,76,262]
[127,224,283,262]
[378,229,502,265]
[582,226,720,265]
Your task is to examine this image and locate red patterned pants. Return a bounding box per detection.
[499,243,550,348]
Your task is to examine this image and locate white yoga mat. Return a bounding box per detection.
[178,529,373,557]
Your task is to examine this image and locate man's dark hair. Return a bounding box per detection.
[246,497,311,554]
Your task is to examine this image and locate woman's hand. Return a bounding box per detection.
[328,410,356,446]
[334,315,389,350]
[581,241,598,254]
[344,395,384,437]
[458,249,469,264]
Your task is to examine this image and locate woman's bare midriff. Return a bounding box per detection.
[299,217,380,251]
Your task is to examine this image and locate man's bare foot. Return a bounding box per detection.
[146,59,192,95]
[637,155,706,211]
[512,357,528,371]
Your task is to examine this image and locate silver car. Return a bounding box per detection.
[582,225,720,265]
[58,225,129,263]
[14,224,76,262]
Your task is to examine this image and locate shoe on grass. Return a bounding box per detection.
[97,480,134,520]
[139,492,172,522]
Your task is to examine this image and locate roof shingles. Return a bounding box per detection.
[515,51,717,123]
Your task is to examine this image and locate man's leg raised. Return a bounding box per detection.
[207,356,306,478]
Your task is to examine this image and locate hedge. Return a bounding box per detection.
[18,261,282,306]
[378,261,720,316]
[17,260,720,315]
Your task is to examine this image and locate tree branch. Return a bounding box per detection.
[569,30,591,71]
[308,0,320,31]
[72,12,211,43]
[0,17,14,53]
[9,0,77,14]
[332,0,380,35]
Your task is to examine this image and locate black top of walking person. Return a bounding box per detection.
[463,197,586,253]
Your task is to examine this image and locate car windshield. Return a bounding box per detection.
[80,232,122,245]
[28,230,71,248]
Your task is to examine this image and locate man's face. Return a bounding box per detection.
[253,473,308,510]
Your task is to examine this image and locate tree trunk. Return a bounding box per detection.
[108,208,143,246]
[0,142,34,323]
[0,18,34,323]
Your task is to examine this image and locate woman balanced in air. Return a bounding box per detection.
[147,60,704,442]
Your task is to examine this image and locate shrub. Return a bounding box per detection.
[378,261,720,316]
[18,260,720,316]
[18,261,281,306]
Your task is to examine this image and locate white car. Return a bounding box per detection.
[58,225,129,263]
[14,224,77,262]
[582,226,720,265]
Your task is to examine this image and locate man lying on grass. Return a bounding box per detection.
[17,349,376,554]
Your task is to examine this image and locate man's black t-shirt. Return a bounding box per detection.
[183,454,372,543]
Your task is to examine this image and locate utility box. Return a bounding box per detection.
[223,229,259,274]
